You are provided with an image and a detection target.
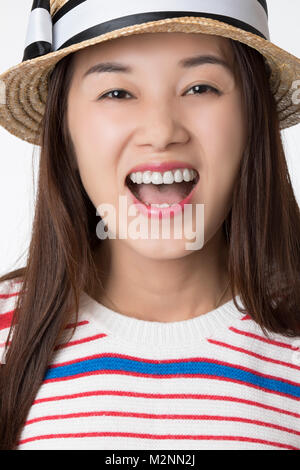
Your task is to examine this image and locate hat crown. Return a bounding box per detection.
[50,0,268,18]
[23,0,271,62]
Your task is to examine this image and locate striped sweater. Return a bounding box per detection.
[0,279,300,450]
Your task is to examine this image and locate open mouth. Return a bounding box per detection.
[125,170,200,206]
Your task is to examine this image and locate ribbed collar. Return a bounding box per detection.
[80,291,246,349]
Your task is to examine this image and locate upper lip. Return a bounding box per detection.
[126,160,197,177]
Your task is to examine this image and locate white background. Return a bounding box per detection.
[0,0,300,275]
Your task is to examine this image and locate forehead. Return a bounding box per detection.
[72,32,234,72]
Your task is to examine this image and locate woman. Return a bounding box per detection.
[0,0,300,450]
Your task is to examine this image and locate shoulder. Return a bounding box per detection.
[0,278,22,364]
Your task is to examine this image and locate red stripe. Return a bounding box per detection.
[241,314,252,320]
[47,352,300,387]
[208,338,300,371]
[54,333,107,350]
[0,292,20,299]
[230,327,298,350]
[24,410,300,437]
[32,390,300,418]
[42,370,300,401]
[64,321,89,329]
[0,310,15,331]
[17,432,298,449]
[0,290,20,299]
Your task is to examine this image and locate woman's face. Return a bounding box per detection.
[67,32,246,259]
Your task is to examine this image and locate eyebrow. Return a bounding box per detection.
[82,54,232,79]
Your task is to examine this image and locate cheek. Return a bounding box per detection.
[68,101,113,158]
[200,91,245,175]
[67,102,124,205]
[197,93,245,215]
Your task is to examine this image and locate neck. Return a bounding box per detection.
[89,228,231,322]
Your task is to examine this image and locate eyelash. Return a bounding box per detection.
[98,84,220,101]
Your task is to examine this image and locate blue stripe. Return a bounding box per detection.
[44,357,300,399]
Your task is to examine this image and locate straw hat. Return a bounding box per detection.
[0,0,300,146]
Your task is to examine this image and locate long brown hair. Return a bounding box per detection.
[0,37,300,449]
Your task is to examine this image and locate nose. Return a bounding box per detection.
[135,99,190,152]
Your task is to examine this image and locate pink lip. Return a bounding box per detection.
[127,160,196,176]
[127,177,199,219]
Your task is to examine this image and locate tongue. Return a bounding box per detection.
[135,182,192,204]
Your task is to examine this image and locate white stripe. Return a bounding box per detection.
[53,0,269,51]
[24,8,52,48]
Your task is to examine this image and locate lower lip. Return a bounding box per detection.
[127,179,199,219]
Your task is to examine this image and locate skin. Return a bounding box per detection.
[67,32,246,321]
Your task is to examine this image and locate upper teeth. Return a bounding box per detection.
[129,168,197,185]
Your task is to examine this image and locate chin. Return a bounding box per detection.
[126,237,194,260]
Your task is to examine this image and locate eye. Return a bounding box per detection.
[98,89,132,100]
[185,84,220,96]
[97,84,220,101]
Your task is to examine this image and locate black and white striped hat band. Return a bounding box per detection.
[24,0,270,62]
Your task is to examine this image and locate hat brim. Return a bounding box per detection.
[0,16,300,145]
